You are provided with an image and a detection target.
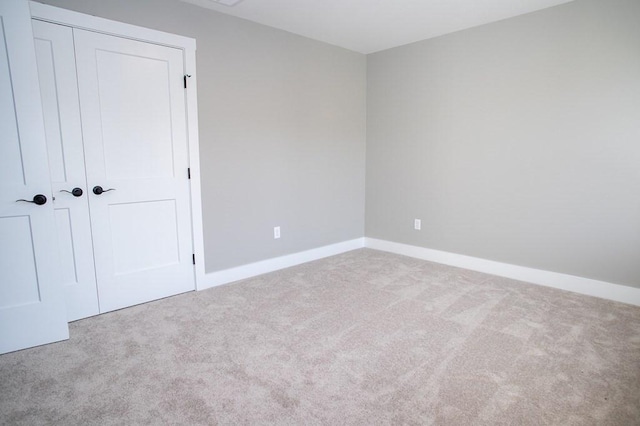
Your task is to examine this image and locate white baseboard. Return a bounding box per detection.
[365,238,640,307]
[199,238,365,290]
[197,236,640,307]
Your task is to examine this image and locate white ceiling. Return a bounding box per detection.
[179,0,575,54]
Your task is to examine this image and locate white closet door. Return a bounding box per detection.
[33,20,100,322]
[74,29,195,313]
[0,0,68,354]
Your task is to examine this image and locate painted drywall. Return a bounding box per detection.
[38,0,367,273]
[367,0,640,288]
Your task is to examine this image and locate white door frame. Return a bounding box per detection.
[30,2,207,290]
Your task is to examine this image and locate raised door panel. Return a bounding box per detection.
[74,29,194,313]
[97,50,176,181]
[0,0,68,354]
[33,19,100,321]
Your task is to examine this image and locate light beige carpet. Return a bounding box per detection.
[1,249,639,425]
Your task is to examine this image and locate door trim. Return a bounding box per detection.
[30,2,207,290]
[29,2,195,49]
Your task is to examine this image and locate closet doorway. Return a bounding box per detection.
[31,3,205,320]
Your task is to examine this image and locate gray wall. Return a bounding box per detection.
[39,0,367,273]
[367,0,640,288]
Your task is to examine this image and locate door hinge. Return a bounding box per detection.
[183,74,191,89]
[188,168,191,179]
[192,254,196,265]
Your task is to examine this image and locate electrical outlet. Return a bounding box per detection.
[414,219,421,230]
[274,226,281,239]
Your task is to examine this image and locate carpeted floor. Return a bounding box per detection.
[1,248,639,425]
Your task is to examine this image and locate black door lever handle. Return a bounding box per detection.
[16,194,47,205]
[60,188,83,197]
[93,186,116,195]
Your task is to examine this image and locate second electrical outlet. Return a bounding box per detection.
[274,226,281,239]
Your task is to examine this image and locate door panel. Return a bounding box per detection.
[33,20,100,321]
[74,29,194,313]
[54,209,78,284]
[96,50,176,180]
[109,200,180,274]
[0,31,23,186]
[0,0,69,354]
[0,216,41,308]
